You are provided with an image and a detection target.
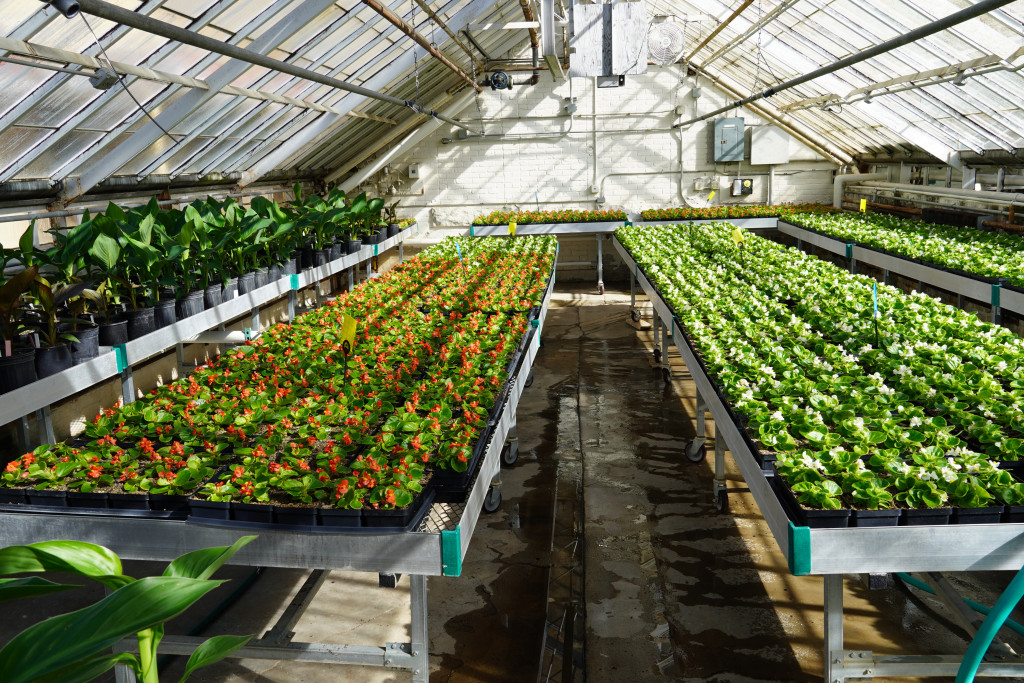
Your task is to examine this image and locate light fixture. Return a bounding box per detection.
[953,70,967,86]
[89,67,119,90]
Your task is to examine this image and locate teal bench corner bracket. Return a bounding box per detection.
[244,327,253,341]
[845,243,854,259]
[624,220,633,227]
[289,274,301,290]
[992,282,1003,308]
[441,527,463,577]
[787,522,811,576]
[113,344,128,373]
[373,244,379,256]
[470,225,475,237]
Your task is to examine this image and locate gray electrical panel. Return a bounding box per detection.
[713,118,745,162]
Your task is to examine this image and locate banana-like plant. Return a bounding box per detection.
[0,536,256,683]
[0,266,37,356]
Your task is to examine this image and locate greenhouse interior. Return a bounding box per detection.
[3,0,1024,681]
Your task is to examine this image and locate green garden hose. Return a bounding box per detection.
[895,572,1024,638]
[954,566,1024,683]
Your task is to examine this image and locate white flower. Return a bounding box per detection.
[910,416,923,427]
[771,411,784,421]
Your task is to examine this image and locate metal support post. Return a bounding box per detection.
[825,574,845,683]
[712,423,726,509]
[883,269,890,286]
[367,259,373,280]
[287,289,297,320]
[684,389,708,461]
[175,342,185,375]
[409,575,429,683]
[16,415,31,452]
[348,268,355,292]
[596,234,605,295]
[263,570,329,645]
[796,238,803,250]
[399,243,404,263]
[120,367,135,406]
[695,390,706,442]
[630,269,636,308]
[37,406,55,444]
[660,317,669,370]
[502,417,520,466]
[849,256,857,275]
[250,306,260,335]
[652,314,662,365]
[957,293,964,309]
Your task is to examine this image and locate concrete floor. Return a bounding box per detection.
[5,283,1024,682]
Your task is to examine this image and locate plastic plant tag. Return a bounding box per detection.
[872,282,879,318]
[509,222,516,236]
[707,190,716,202]
[456,243,463,262]
[731,227,745,247]
[860,198,867,212]
[340,315,358,355]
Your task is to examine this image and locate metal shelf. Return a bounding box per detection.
[639,217,779,229]
[1,225,421,430]
[612,236,1024,574]
[469,221,623,236]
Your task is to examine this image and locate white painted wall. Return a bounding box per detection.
[356,67,838,229]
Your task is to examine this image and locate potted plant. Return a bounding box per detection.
[0,266,38,393]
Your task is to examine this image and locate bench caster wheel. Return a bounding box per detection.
[598,283,605,295]
[662,367,671,384]
[685,439,707,463]
[630,309,641,322]
[714,489,729,513]
[524,370,534,388]
[501,441,519,466]
[483,485,502,513]
[653,348,662,364]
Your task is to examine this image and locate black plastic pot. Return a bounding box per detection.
[154,299,176,329]
[299,245,315,270]
[387,223,400,238]
[232,501,273,523]
[283,258,298,276]
[67,490,108,509]
[107,492,149,510]
[850,509,901,527]
[0,348,37,394]
[222,277,238,301]
[346,239,363,255]
[360,232,375,246]
[149,493,189,512]
[268,263,283,282]
[238,271,256,295]
[900,507,951,526]
[125,306,156,340]
[319,507,361,528]
[98,319,128,346]
[204,283,222,309]
[176,290,204,319]
[329,243,342,261]
[274,505,318,526]
[69,325,100,365]
[35,343,72,378]
[26,489,67,507]
[190,499,230,520]
[254,268,269,289]
[952,507,1003,524]
[315,249,330,267]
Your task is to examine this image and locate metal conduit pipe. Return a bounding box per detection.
[519,0,541,85]
[675,0,1019,129]
[833,172,889,208]
[61,0,482,133]
[856,180,1024,207]
[359,0,482,93]
[412,0,484,72]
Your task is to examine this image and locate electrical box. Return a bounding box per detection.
[407,164,420,179]
[732,178,753,196]
[750,125,790,165]
[713,118,745,162]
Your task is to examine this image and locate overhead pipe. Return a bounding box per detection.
[674,0,1019,129]
[360,0,481,93]
[519,0,541,85]
[411,0,485,73]
[685,0,754,63]
[833,172,889,208]
[62,0,482,133]
[853,180,1024,208]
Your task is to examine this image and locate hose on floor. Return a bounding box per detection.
[895,572,1024,638]
[953,566,1024,683]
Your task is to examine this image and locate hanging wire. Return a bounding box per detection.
[411,0,422,106]
[80,13,182,146]
[751,0,782,95]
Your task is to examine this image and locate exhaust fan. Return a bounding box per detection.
[648,16,686,66]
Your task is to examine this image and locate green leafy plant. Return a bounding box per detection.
[0,536,255,683]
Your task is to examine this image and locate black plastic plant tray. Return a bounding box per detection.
[429,425,493,503]
[187,488,436,534]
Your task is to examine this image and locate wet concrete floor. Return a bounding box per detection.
[4,283,1024,682]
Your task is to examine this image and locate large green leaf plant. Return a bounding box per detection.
[0,536,255,683]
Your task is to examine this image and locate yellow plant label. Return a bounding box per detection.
[509,221,516,236]
[707,190,716,201]
[731,227,745,247]
[860,198,867,212]
[340,315,358,355]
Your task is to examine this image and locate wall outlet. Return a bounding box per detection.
[408,163,420,178]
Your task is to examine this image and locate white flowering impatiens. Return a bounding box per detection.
[618,221,1024,512]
